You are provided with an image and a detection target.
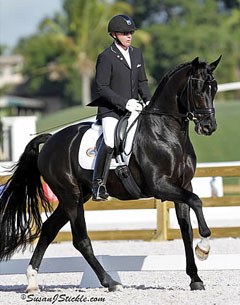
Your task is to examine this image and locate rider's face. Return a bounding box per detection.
[113,31,134,49]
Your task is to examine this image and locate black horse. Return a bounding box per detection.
[0,56,221,292]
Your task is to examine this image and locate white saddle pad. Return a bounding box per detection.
[78,112,139,170]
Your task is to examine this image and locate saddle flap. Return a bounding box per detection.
[114,113,130,156]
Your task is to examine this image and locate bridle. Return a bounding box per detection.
[181,75,216,122]
[141,71,216,124]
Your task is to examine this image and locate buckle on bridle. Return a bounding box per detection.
[186,112,197,121]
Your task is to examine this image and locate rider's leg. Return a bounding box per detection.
[92,117,118,201]
[92,139,114,200]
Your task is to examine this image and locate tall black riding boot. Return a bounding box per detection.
[92,140,114,201]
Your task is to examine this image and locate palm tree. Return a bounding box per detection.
[39,0,133,105]
[40,0,151,105]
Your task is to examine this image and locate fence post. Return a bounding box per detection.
[155,200,169,240]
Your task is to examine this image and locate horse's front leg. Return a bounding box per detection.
[195,235,210,261]
[185,192,211,260]
[174,202,205,290]
[156,181,211,238]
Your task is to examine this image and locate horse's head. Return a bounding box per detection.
[183,56,221,136]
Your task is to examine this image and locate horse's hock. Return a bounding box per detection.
[43,162,240,242]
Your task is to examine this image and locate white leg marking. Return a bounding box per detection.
[26,265,39,293]
[195,236,210,261]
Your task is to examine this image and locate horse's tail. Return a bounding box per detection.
[0,133,52,260]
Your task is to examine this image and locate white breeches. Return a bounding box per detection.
[102,111,140,149]
[124,111,140,154]
[102,117,119,148]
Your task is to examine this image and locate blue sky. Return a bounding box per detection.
[0,0,63,48]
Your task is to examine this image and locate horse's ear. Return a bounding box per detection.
[191,57,200,67]
[209,55,222,72]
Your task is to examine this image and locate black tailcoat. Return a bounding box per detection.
[89,43,151,119]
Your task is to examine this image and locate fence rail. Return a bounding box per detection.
[1,163,240,241]
[156,196,240,240]
[54,198,158,242]
[53,164,240,242]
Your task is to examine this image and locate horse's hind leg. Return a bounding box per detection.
[174,202,205,290]
[64,193,122,291]
[26,206,69,293]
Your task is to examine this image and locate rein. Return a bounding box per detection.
[141,109,188,119]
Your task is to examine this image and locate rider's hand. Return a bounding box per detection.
[126,99,142,112]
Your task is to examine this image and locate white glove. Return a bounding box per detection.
[126,99,142,112]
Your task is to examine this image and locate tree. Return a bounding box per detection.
[124,0,240,99]
[123,0,240,26]
[16,0,134,106]
[218,0,240,10]
[0,45,7,55]
[44,0,150,105]
[16,0,240,104]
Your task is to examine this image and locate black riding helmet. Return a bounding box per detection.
[108,14,136,33]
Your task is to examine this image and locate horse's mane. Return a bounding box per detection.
[151,61,192,102]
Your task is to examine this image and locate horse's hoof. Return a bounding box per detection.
[195,244,210,261]
[190,282,205,291]
[25,287,40,294]
[108,284,123,292]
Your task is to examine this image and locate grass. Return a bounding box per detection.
[36,105,97,134]
[37,101,240,162]
[190,101,240,162]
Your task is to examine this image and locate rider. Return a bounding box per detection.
[90,14,151,201]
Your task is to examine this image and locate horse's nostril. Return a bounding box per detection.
[203,124,211,130]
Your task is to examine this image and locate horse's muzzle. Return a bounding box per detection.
[194,116,217,136]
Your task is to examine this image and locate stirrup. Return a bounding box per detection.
[92,180,109,201]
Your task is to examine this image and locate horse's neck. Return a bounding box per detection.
[149,65,190,113]
[138,64,192,141]
[139,112,189,139]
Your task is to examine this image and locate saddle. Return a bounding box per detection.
[93,112,139,161]
[78,112,147,198]
[94,113,131,157]
[114,114,147,198]
[114,113,130,157]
